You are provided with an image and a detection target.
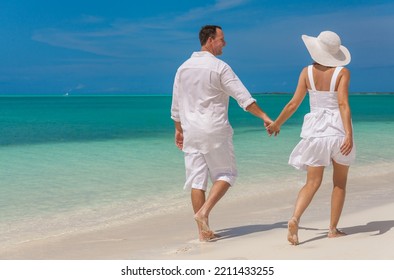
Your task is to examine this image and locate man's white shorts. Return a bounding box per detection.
[183,139,237,191]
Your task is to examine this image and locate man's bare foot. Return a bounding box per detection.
[194,214,214,239]
[199,232,221,242]
[287,217,299,245]
[328,228,346,238]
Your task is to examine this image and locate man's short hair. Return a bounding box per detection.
[199,25,222,46]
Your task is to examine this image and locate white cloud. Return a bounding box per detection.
[31,0,394,69]
[31,0,252,58]
[214,0,251,10]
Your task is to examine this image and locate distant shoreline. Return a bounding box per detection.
[0,92,393,97]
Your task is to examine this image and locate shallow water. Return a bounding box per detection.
[0,94,393,246]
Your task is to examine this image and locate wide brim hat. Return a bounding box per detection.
[302,31,351,67]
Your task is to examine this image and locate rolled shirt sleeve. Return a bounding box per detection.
[220,64,256,111]
[170,71,181,122]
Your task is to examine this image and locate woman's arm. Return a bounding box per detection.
[337,68,353,155]
[267,67,308,133]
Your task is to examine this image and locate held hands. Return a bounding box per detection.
[263,116,279,136]
[266,121,280,136]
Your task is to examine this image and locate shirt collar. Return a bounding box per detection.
[191,51,216,58]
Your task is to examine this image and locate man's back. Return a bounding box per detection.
[172,51,233,154]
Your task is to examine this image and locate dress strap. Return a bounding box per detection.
[330,67,344,92]
[307,65,316,91]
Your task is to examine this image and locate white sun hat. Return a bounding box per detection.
[302,31,351,67]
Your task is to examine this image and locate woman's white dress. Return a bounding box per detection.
[288,65,356,170]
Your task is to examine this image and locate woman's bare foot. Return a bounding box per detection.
[287,217,299,245]
[328,228,346,238]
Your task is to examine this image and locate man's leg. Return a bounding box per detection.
[194,180,230,239]
[191,188,206,241]
[184,151,210,240]
[191,138,235,241]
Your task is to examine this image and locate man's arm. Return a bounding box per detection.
[174,121,183,150]
[171,70,183,150]
[246,102,275,135]
[220,64,274,135]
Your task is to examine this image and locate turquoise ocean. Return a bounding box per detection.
[0,94,393,248]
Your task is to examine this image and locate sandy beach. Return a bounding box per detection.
[0,163,393,261]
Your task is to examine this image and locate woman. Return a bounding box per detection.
[268,31,356,245]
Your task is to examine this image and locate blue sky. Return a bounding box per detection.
[1,0,393,95]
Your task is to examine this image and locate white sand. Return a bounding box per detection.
[0,169,393,260]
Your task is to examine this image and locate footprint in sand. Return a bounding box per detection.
[176,246,192,253]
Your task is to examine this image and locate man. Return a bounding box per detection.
[171,25,273,241]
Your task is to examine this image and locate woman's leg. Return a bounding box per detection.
[288,166,325,245]
[328,160,349,237]
[292,166,325,220]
